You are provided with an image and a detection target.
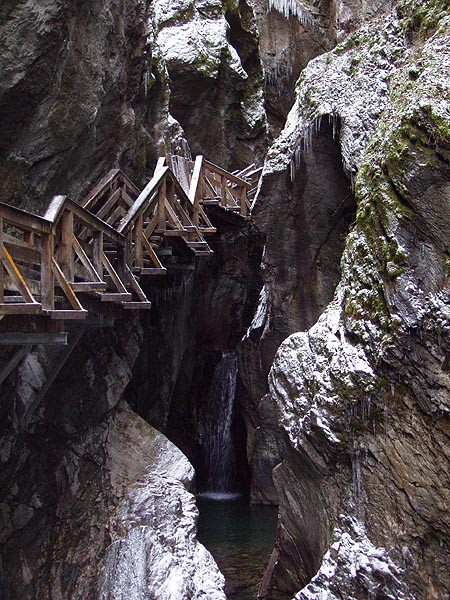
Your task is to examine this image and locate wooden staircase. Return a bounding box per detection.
[0,155,262,322]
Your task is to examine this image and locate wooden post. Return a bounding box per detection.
[134,214,143,269]
[93,231,103,279]
[240,187,248,217]
[60,209,74,281]
[221,175,227,207]
[41,232,54,310]
[158,178,166,230]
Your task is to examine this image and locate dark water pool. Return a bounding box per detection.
[196,494,290,600]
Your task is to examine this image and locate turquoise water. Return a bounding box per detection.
[196,495,290,599]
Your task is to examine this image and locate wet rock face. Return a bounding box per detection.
[0,0,151,213]
[151,0,268,168]
[264,2,450,597]
[125,223,264,485]
[239,118,354,504]
[0,319,224,600]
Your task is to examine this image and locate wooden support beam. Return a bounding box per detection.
[60,209,75,281]
[72,235,103,282]
[158,178,167,230]
[141,232,166,270]
[0,346,31,385]
[0,243,37,306]
[51,257,87,315]
[93,231,104,278]
[134,214,144,269]
[0,333,68,346]
[40,232,54,310]
[101,252,128,294]
[95,187,122,221]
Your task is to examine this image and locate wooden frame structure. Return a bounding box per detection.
[0,154,262,321]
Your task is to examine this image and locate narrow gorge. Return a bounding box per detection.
[0,0,449,599]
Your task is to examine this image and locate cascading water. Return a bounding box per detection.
[199,352,239,498]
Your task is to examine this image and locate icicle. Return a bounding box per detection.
[144,69,150,98]
[267,0,315,28]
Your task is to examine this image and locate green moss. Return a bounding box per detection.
[398,0,450,40]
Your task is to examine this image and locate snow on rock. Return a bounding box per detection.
[99,402,226,600]
[263,9,409,179]
[296,516,413,600]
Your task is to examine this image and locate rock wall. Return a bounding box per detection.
[151,0,268,168]
[262,0,450,596]
[0,0,152,213]
[0,320,225,599]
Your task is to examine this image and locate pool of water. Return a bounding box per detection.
[196,495,290,599]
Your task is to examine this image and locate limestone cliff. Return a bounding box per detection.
[261,1,449,596]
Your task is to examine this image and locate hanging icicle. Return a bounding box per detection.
[267,0,315,28]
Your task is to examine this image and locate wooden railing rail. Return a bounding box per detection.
[0,154,258,321]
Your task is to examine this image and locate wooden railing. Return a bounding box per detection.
[0,196,150,319]
[0,154,261,320]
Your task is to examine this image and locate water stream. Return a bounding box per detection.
[196,353,285,599]
[198,352,239,497]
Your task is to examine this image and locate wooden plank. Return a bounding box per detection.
[122,301,152,310]
[81,168,120,209]
[51,257,86,312]
[4,240,41,263]
[48,310,87,320]
[0,244,37,305]
[139,268,167,275]
[72,235,103,282]
[154,156,167,174]
[0,333,67,346]
[98,292,132,302]
[67,199,125,245]
[203,159,251,187]
[117,167,168,235]
[0,303,42,314]
[44,195,66,224]
[70,282,107,292]
[0,201,52,234]
[101,252,128,294]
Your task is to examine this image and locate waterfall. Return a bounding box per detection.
[199,353,239,498]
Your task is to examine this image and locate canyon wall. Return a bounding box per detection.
[257,1,450,597]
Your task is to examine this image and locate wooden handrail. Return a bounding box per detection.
[0,154,258,321]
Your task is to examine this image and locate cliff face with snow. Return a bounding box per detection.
[1,0,449,598]
[256,1,450,597]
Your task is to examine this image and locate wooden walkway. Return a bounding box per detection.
[0,156,262,323]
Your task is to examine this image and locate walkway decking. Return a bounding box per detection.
[0,156,262,323]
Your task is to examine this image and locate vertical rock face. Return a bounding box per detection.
[263,1,450,597]
[125,223,264,486]
[0,320,225,599]
[0,0,152,213]
[151,0,268,168]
